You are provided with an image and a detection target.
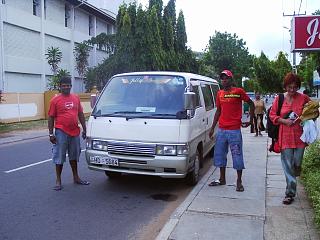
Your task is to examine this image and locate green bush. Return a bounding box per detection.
[302,140,320,227]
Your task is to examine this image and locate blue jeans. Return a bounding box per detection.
[213,128,245,170]
[281,148,305,197]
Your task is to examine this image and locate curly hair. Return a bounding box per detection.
[283,72,301,89]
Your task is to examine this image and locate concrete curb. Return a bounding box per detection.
[156,165,217,240]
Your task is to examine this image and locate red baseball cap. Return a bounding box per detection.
[220,70,233,78]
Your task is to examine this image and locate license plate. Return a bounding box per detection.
[90,156,119,166]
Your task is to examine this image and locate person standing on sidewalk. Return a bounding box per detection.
[269,72,310,204]
[253,92,266,136]
[48,76,90,191]
[209,70,254,192]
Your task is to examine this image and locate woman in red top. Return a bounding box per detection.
[269,72,310,205]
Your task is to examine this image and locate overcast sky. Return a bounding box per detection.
[137,0,319,63]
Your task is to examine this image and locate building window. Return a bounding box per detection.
[33,0,40,16]
[2,0,5,4]
[89,16,93,36]
[65,4,71,27]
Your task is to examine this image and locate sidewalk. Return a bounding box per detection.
[0,128,47,145]
[156,127,320,240]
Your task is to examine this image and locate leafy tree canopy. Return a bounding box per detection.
[84,1,197,90]
[201,31,253,86]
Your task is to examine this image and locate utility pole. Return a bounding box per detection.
[283,10,306,74]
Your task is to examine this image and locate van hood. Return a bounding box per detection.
[88,116,181,143]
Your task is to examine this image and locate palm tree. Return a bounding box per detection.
[45,47,62,76]
[74,42,90,91]
[47,69,70,91]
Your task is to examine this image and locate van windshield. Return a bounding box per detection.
[92,74,186,119]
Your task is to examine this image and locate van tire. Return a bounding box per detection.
[105,171,121,178]
[208,145,215,157]
[186,149,200,186]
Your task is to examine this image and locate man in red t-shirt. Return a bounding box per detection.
[48,76,89,191]
[208,70,254,192]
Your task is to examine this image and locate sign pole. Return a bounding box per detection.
[283,11,306,73]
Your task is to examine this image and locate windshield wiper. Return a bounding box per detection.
[148,113,177,117]
[113,111,143,114]
[92,111,144,118]
[92,113,117,118]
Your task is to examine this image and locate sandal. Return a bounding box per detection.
[282,196,294,205]
[208,179,226,186]
[74,180,90,185]
[53,185,63,191]
[236,184,244,192]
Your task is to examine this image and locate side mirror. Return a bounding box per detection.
[90,94,97,109]
[184,91,196,110]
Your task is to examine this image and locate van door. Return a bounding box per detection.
[200,83,216,155]
[188,83,206,161]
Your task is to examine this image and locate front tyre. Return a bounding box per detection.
[186,149,200,186]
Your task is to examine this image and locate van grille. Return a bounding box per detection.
[107,141,156,156]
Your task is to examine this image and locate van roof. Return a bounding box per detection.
[112,71,218,84]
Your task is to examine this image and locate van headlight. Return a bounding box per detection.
[91,140,108,151]
[156,144,188,156]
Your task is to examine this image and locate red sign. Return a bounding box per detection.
[291,15,320,51]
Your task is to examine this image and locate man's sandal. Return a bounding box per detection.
[236,184,244,192]
[53,185,63,191]
[208,179,226,186]
[282,196,294,205]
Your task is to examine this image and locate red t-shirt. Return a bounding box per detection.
[48,94,83,136]
[216,87,250,130]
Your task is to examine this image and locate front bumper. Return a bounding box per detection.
[85,149,190,178]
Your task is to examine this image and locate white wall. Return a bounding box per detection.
[46,0,65,25]
[6,73,42,93]
[1,0,115,93]
[3,23,41,59]
[5,0,33,14]
[96,18,107,35]
[74,8,89,35]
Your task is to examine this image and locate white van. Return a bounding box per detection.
[85,71,219,185]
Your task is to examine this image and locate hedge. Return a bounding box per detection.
[302,140,320,228]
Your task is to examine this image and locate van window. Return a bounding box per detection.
[190,85,201,108]
[201,84,214,111]
[93,74,186,118]
[210,84,219,103]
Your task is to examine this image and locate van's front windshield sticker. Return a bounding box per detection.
[136,107,156,112]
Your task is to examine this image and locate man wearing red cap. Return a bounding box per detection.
[209,70,254,192]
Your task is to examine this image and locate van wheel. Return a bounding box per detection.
[186,149,200,186]
[209,145,215,157]
[105,171,121,179]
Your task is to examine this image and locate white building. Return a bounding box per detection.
[0,0,127,93]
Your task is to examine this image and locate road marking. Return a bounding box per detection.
[4,149,86,173]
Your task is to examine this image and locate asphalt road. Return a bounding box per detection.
[0,136,211,240]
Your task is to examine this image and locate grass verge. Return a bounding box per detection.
[302,140,320,228]
[0,119,48,134]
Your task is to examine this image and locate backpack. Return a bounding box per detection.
[266,93,284,152]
